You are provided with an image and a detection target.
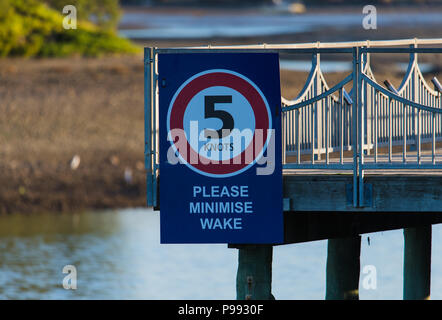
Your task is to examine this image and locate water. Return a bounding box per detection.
[119,11,442,39]
[279,60,435,73]
[0,209,440,299]
[280,60,352,73]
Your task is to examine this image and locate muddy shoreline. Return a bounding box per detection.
[1,6,441,214]
[0,57,148,214]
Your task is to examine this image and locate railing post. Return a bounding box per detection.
[152,48,159,208]
[403,226,432,300]
[412,44,419,151]
[326,236,361,300]
[316,53,322,161]
[358,48,365,206]
[144,47,154,207]
[312,53,321,162]
[352,47,359,207]
[282,111,286,165]
[364,51,372,155]
[236,245,274,300]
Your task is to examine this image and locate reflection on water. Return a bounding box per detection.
[0,209,441,299]
[280,60,436,73]
[0,210,237,299]
[280,60,352,72]
[119,11,442,39]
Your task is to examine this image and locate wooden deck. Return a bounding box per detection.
[283,171,442,212]
[278,166,442,245]
[283,142,442,211]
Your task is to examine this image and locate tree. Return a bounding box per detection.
[0,0,139,57]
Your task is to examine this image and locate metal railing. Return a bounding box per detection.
[357,47,442,206]
[144,39,442,208]
[360,49,442,167]
[281,51,355,169]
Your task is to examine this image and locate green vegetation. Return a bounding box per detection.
[0,0,140,57]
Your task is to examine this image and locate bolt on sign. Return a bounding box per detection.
[158,52,283,243]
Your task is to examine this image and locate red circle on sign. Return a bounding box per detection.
[168,70,271,176]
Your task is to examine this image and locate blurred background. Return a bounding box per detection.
[0,0,441,300]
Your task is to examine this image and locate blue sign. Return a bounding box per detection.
[159,52,283,244]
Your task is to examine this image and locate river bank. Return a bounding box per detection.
[0,56,147,214]
[2,2,442,214]
[3,52,440,214]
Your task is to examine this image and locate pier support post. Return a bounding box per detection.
[403,225,432,300]
[326,236,361,300]
[236,245,274,300]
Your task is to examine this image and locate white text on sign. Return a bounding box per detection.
[190,185,254,230]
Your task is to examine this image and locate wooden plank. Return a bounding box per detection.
[226,212,442,245]
[283,175,352,211]
[366,175,442,212]
[283,174,442,212]
[282,212,442,245]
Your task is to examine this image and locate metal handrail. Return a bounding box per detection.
[432,77,442,93]
[144,41,442,208]
[281,54,319,106]
[185,38,442,50]
[367,76,442,114]
[282,74,352,110]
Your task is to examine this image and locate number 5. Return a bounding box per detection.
[204,95,234,139]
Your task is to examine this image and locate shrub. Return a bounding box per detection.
[0,0,140,57]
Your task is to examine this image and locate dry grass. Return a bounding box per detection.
[0,55,147,213]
